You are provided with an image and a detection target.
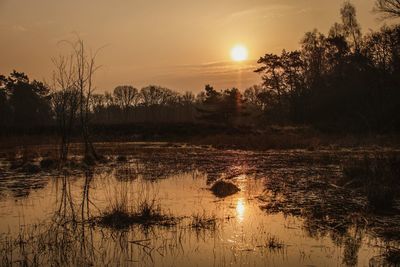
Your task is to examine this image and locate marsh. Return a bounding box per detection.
[0,143,399,266]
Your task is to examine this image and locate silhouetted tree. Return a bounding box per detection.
[375,0,400,18]
[255,50,306,122]
[52,89,80,161]
[51,54,80,161]
[340,1,362,52]
[301,30,327,87]
[329,23,345,39]
[52,38,102,161]
[90,94,105,113]
[140,86,168,106]
[197,85,245,125]
[0,75,12,127]
[4,71,52,127]
[255,54,284,97]
[363,25,400,72]
[253,2,400,131]
[180,91,196,106]
[72,39,101,161]
[113,85,139,110]
[243,85,264,108]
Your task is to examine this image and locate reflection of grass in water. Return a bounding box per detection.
[0,176,179,266]
[0,220,186,267]
[0,222,95,266]
[2,146,400,266]
[190,212,217,231]
[265,234,285,252]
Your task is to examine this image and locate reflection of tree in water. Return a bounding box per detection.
[0,169,188,266]
[132,148,262,183]
[2,146,400,265]
[259,161,400,266]
[114,164,139,181]
[0,174,48,198]
[342,227,363,267]
[105,148,400,265]
[130,148,352,186]
[49,171,96,265]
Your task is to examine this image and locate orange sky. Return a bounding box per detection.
[0,0,385,92]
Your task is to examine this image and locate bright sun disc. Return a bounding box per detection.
[231,45,248,62]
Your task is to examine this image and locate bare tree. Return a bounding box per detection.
[140,85,171,106]
[90,94,105,113]
[180,91,195,106]
[113,85,139,109]
[375,0,400,19]
[104,92,115,107]
[52,38,102,163]
[70,38,101,161]
[51,54,79,162]
[341,1,362,52]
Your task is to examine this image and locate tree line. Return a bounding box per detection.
[251,1,400,132]
[1,0,399,136]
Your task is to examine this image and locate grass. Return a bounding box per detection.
[265,235,285,251]
[98,204,176,229]
[97,183,176,229]
[190,212,217,231]
[342,154,400,211]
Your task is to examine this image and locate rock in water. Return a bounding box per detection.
[21,163,41,174]
[40,158,56,169]
[211,180,240,198]
[116,155,127,162]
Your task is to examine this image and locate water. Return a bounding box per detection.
[0,143,398,266]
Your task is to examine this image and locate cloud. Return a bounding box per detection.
[13,25,28,32]
[217,3,315,25]
[0,23,28,32]
[219,4,296,25]
[160,60,258,77]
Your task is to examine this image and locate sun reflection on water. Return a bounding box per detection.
[236,198,245,223]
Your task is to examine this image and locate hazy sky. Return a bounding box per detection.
[0,0,384,92]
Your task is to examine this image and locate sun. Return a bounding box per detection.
[231,45,248,62]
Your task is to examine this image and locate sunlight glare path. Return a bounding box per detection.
[236,198,246,223]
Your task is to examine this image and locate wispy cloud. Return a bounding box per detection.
[13,25,28,32]
[218,4,314,25]
[218,4,296,25]
[160,60,258,77]
[0,23,28,32]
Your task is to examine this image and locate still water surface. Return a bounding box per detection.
[0,144,397,266]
